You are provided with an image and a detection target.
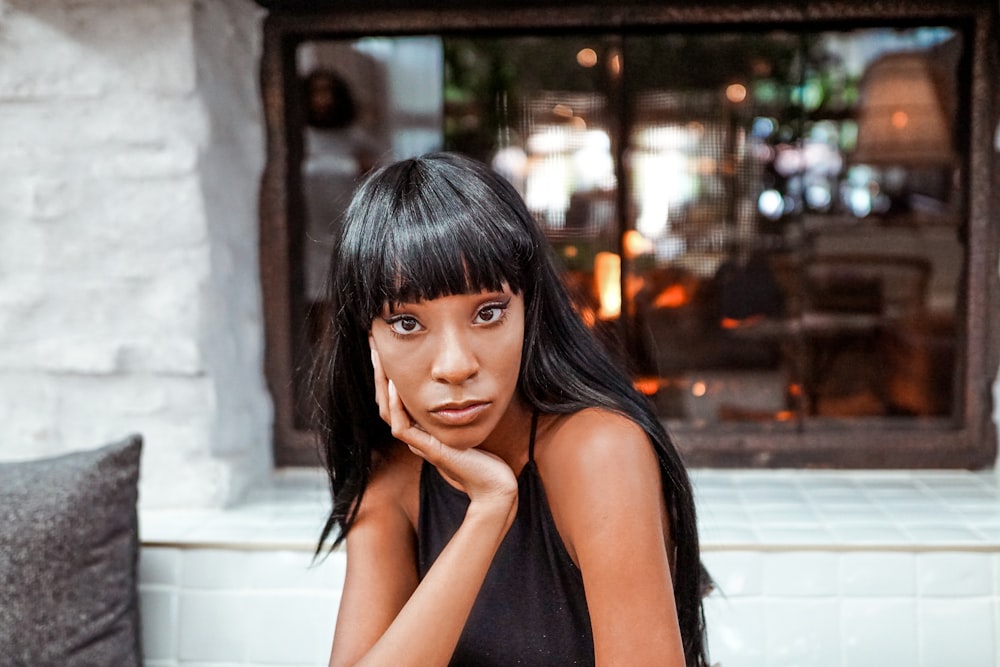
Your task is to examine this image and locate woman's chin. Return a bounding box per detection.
[435,431,487,451]
[415,422,489,451]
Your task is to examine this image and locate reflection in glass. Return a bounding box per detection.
[298,37,444,303]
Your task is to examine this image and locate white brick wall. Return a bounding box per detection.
[0,0,273,507]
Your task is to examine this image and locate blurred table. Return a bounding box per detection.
[729,312,889,416]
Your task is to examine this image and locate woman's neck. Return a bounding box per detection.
[478,395,534,475]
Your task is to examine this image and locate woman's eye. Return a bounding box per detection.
[388,316,421,335]
[475,305,503,324]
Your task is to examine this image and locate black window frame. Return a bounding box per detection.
[256,0,999,469]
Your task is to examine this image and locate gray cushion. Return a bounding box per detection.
[0,435,143,666]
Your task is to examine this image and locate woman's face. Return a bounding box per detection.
[369,286,525,450]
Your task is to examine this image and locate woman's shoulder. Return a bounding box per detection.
[359,441,422,530]
[540,407,653,466]
[534,407,668,565]
[535,407,661,497]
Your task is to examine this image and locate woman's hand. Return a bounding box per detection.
[331,346,522,667]
[370,347,518,515]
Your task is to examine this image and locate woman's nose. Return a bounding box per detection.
[430,328,480,384]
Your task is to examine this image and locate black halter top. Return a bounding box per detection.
[416,411,595,666]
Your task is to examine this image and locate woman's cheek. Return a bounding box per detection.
[379,353,421,404]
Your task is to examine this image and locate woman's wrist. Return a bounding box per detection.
[465,493,518,532]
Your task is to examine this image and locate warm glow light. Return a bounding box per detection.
[691,381,707,397]
[622,230,653,258]
[853,52,956,166]
[634,377,660,396]
[726,83,747,104]
[563,245,578,259]
[720,314,764,329]
[608,52,622,77]
[653,284,689,309]
[594,251,621,320]
[693,156,717,174]
[552,104,574,118]
[577,48,598,68]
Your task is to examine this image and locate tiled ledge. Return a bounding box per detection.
[139,468,1000,553]
[694,469,1000,551]
[140,469,331,551]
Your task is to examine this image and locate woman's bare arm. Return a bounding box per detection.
[329,461,515,667]
[542,409,686,667]
[329,457,419,666]
[330,355,518,667]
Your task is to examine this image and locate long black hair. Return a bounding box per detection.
[312,152,708,666]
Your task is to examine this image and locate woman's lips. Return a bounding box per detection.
[429,402,490,426]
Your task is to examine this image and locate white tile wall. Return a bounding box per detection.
[919,598,994,667]
[840,552,916,597]
[139,546,344,667]
[841,599,918,667]
[140,469,1000,666]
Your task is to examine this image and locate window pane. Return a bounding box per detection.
[618,33,802,428]
[294,26,966,437]
[621,28,963,430]
[444,35,629,355]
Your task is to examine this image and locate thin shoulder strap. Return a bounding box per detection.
[528,409,539,463]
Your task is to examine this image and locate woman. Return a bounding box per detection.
[313,152,709,666]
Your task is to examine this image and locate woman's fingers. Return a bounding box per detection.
[385,380,517,503]
[373,363,517,505]
[386,379,414,435]
[385,380,436,454]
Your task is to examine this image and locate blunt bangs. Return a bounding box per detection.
[339,154,538,323]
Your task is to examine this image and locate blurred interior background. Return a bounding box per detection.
[283,23,980,467]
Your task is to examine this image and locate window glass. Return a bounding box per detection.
[296,26,965,437]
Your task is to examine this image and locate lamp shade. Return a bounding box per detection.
[853,52,955,167]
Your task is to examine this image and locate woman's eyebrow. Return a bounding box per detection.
[381,287,512,314]
[383,300,415,315]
